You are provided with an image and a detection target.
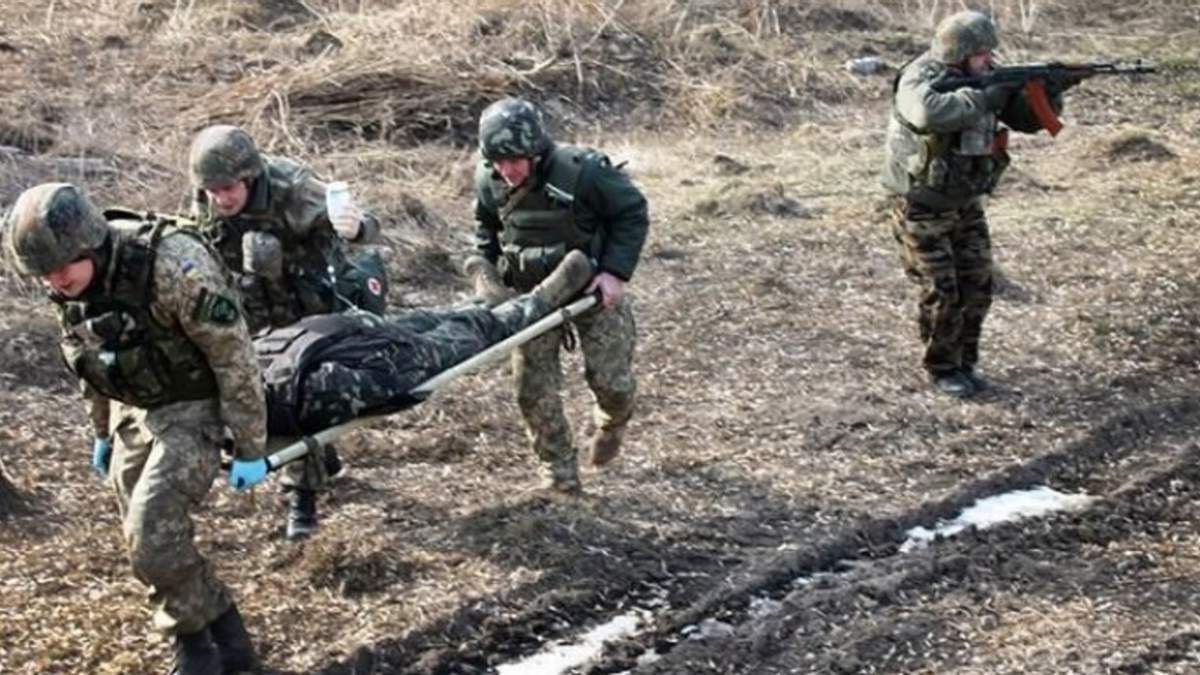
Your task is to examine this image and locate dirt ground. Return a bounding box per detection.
[2,1,1200,674]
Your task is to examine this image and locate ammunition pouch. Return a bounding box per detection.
[909,131,1010,211]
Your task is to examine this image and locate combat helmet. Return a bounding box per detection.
[188,124,265,189]
[478,97,552,161]
[4,183,110,276]
[931,10,999,65]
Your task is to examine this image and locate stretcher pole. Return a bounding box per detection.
[260,293,599,471]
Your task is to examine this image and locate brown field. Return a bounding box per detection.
[2,1,1200,673]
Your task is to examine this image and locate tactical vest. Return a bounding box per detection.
[199,158,346,331]
[495,146,602,290]
[57,216,220,409]
[890,62,1010,210]
[255,313,418,435]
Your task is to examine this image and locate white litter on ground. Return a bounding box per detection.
[900,485,1095,553]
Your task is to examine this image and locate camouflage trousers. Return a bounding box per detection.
[279,296,550,489]
[890,197,994,375]
[109,399,232,636]
[512,296,637,465]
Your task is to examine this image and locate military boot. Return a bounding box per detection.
[168,627,221,675]
[323,444,344,478]
[286,489,318,541]
[209,604,257,674]
[589,425,625,467]
[530,250,594,309]
[463,255,513,307]
[930,370,975,399]
[542,454,582,495]
[960,366,988,392]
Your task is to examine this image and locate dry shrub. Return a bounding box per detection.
[1102,131,1178,163]
[299,536,417,596]
[163,0,917,148]
[1084,130,1178,167]
[693,180,816,220]
[0,0,1165,176]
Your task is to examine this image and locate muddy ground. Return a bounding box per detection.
[3,1,1200,674]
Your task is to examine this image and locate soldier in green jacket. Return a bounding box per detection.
[4,183,266,674]
[882,11,1072,398]
[466,97,649,493]
[188,124,384,538]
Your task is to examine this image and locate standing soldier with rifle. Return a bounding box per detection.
[882,11,1078,398]
[466,97,649,493]
[187,124,386,539]
[4,183,266,674]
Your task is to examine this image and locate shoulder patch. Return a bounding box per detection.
[193,288,241,326]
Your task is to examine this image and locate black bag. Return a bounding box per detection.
[335,249,389,315]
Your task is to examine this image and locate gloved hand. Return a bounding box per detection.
[91,437,112,478]
[229,458,270,492]
[983,80,1022,111]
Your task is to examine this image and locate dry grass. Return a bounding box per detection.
[0,0,1188,216]
[1,1,1200,673]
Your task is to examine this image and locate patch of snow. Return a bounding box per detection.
[748,596,784,620]
[686,618,735,641]
[900,486,1095,553]
[496,612,645,675]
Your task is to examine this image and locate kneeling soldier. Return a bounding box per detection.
[188,124,385,539]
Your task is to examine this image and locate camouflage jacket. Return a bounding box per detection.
[191,156,381,332]
[64,215,266,459]
[473,144,649,285]
[882,52,1063,210]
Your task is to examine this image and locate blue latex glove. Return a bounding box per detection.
[229,458,270,492]
[91,437,112,478]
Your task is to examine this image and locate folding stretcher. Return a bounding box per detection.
[253,293,599,474]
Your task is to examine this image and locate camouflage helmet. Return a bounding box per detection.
[4,183,109,276]
[478,97,552,161]
[931,11,999,65]
[188,124,265,189]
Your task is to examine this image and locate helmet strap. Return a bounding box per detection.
[79,231,114,299]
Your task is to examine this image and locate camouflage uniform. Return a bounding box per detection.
[881,11,1065,394]
[3,184,265,664]
[472,98,648,488]
[188,125,383,499]
[188,125,384,335]
[257,254,592,436]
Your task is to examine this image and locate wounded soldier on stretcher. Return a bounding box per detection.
[254,248,594,437]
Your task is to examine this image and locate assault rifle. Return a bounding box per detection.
[931,61,1156,136]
